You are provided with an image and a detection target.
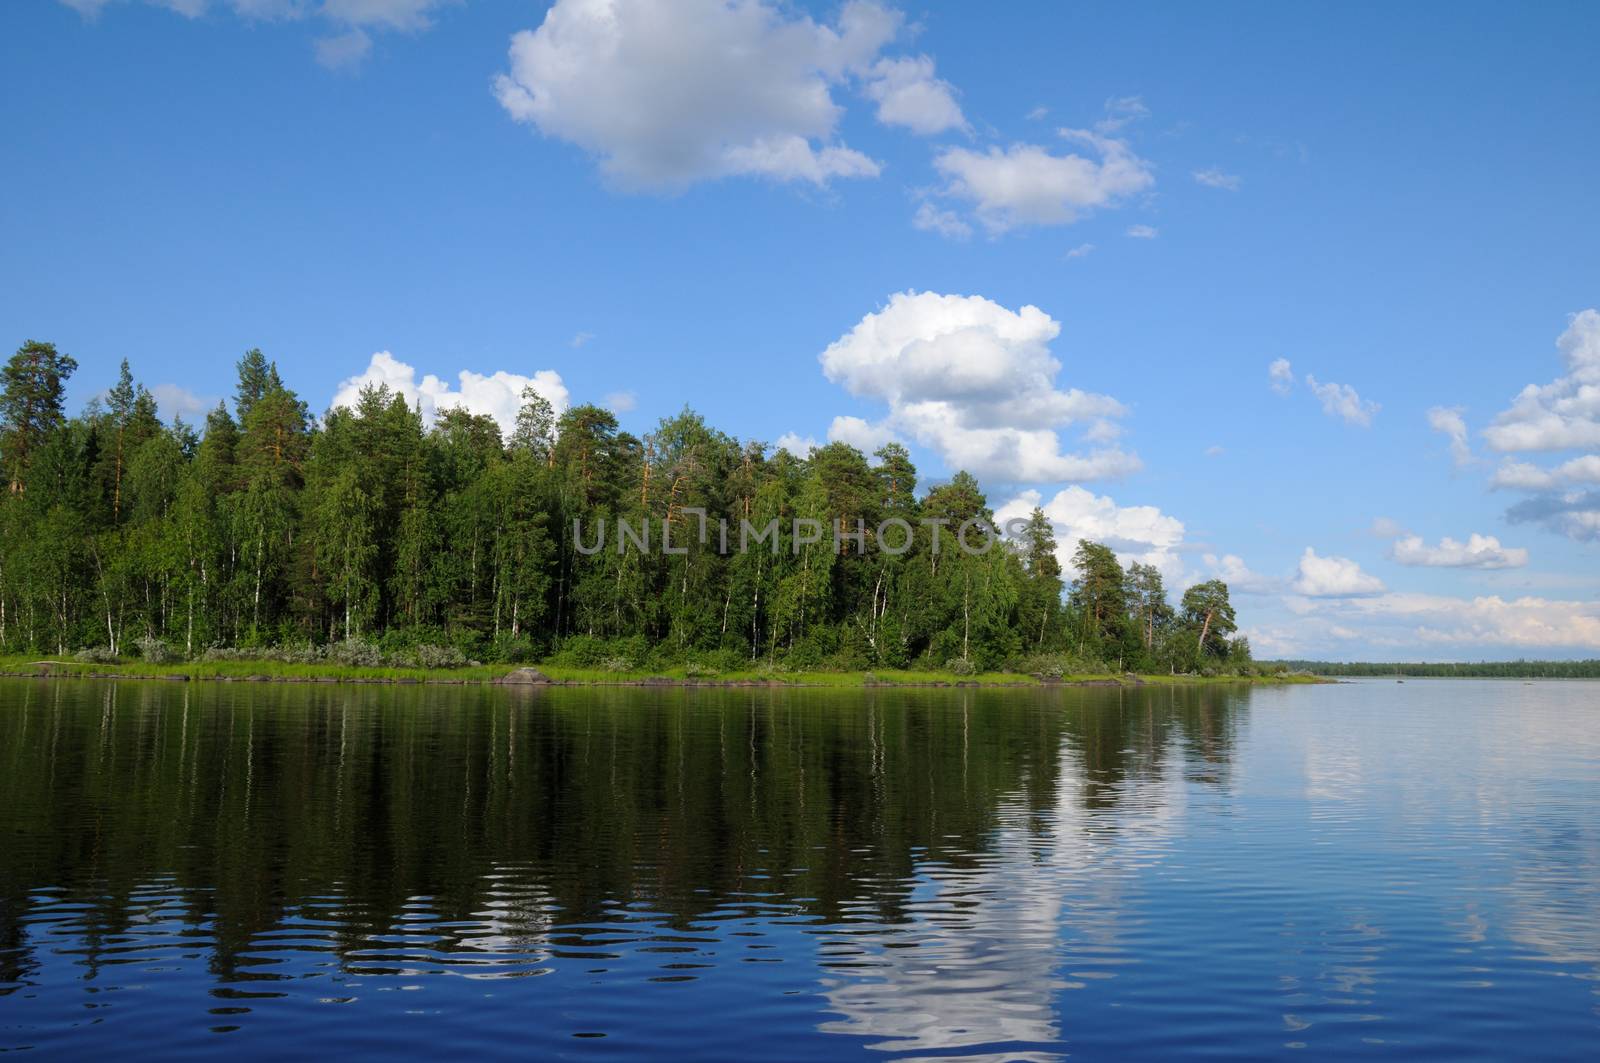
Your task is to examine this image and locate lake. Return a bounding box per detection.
[1,678,1596,1059]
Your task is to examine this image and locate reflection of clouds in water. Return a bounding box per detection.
[1504,821,1600,968]
[814,816,1067,1060]
[1304,740,1363,804]
[1287,682,1600,1015]
[814,734,1193,1061]
[455,872,556,958]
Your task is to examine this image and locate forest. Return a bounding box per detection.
[0,341,1255,676]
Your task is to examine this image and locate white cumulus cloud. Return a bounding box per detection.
[930,129,1153,235]
[1292,547,1385,597]
[1483,309,1600,453]
[826,415,900,454]
[775,432,818,458]
[818,291,1139,483]
[1289,592,1600,652]
[493,0,932,189]
[330,351,569,438]
[1492,454,1600,490]
[862,55,965,134]
[996,486,1186,585]
[1202,553,1278,594]
[1390,533,1528,570]
[1480,311,1600,541]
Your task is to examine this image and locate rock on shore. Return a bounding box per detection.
[494,667,553,686]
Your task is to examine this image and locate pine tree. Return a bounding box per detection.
[1182,580,1237,658]
[1,340,78,493]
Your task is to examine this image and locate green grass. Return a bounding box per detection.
[532,664,1038,686]
[0,653,1324,688]
[0,654,505,684]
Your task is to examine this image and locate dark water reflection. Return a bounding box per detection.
[0,679,1596,1059]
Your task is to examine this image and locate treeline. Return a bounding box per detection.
[0,341,1252,674]
[1276,660,1600,678]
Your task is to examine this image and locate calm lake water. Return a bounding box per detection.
[1,679,1597,1059]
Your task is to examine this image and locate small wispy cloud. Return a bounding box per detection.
[571,331,596,348]
[1095,95,1150,133]
[604,390,637,413]
[1426,406,1473,466]
[315,29,371,71]
[1064,242,1095,260]
[1268,357,1294,395]
[59,0,452,68]
[150,383,218,421]
[1307,375,1379,427]
[1125,224,1159,239]
[913,201,973,240]
[1192,167,1241,191]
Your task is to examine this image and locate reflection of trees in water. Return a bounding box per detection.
[0,680,1249,1002]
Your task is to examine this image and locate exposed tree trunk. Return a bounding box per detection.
[962,570,971,661]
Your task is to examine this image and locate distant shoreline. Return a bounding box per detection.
[1267,660,1600,679]
[0,659,1328,690]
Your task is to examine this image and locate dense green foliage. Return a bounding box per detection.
[0,343,1252,673]
[1276,660,1600,678]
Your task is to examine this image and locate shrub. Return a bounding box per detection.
[1016,651,1112,678]
[783,640,824,671]
[73,647,120,664]
[552,634,607,667]
[488,634,535,664]
[684,663,718,678]
[601,656,636,673]
[327,638,383,668]
[412,644,467,669]
[134,636,175,665]
[377,626,450,656]
[945,656,976,676]
[703,647,747,673]
[268,641,323,665]
[1029,657,1065,680]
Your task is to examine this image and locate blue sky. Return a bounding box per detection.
[4,0,1599,659]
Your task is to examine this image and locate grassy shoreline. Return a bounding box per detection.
[0,654,1326,688]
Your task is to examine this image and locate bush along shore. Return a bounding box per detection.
[0,640,1324,688]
